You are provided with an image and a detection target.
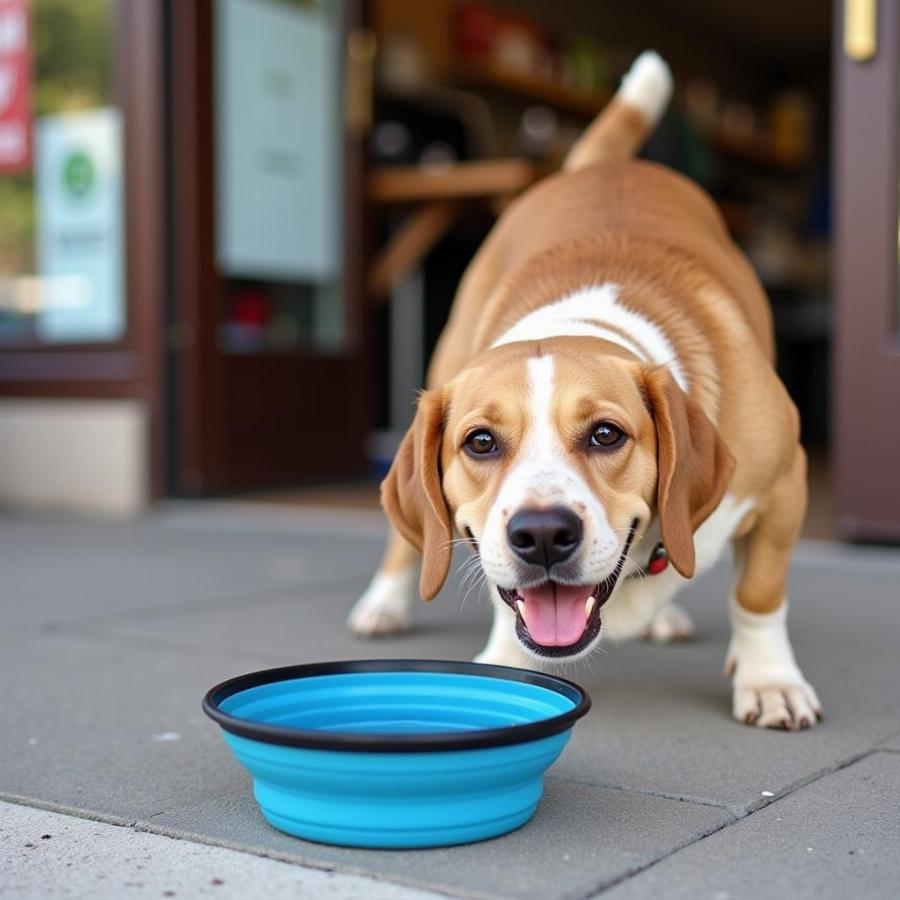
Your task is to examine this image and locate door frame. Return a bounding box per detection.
[166,0,374,494]
[833,0,900,541]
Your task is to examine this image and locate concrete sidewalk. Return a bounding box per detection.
[1,502,899,899]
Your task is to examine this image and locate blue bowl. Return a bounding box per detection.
[203,660,591,848]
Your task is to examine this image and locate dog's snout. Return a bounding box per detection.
[507,506,583,568]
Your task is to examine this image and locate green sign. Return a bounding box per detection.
[62,150,95,199]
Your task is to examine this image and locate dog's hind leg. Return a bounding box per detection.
[347,525,419,637]
[643,601,696,643]
[726,447,822,730]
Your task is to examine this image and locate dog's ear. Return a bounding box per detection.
[381,388,452,600]
[643,367,735,579]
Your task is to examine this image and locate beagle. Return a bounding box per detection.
[349,52,822,730]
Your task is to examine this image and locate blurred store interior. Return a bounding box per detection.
[362,0,833,539]
[1,0,896,542]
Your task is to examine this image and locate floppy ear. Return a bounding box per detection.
[380,388,452,600]
[643,367,735,579]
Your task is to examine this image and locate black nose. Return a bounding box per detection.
[507,507,583,568]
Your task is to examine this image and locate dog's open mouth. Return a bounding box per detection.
[498,522,637,658]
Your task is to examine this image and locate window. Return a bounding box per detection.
[0,0,122,346]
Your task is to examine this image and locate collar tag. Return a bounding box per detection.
[647,543,668,575]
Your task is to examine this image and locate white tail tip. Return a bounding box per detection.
[617,51,673,129]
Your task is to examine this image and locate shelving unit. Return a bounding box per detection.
[450,62,610,117]
[708,130,809,172]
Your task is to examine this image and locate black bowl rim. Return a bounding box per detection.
[202,659,591,753]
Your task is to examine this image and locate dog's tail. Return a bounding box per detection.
[563,51,672,172]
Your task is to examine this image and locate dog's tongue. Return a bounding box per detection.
[518,583,593,647]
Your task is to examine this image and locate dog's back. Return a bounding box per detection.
[431,53,773,382]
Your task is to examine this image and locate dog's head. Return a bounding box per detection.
[382,337,734,660]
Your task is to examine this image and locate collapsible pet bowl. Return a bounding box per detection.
[203,659,591,849]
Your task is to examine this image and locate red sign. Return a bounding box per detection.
[0,0,30,174]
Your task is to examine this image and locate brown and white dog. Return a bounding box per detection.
[349,52,822,730]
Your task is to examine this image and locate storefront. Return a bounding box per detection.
[0,0,372,513]
[0,0,165,513]
[1,0,898,539]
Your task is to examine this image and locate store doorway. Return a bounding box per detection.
[367,0,837,535]
[165,0,374,495]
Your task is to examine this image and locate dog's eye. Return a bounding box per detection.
[590,422,626,449]
[464,430,498,456]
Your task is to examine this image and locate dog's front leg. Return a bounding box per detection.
[474,589,534,669]
[726,451,822,729]
[348,526,418,636]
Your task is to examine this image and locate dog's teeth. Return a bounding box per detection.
[515,599,526,618]
[585,596,596,618]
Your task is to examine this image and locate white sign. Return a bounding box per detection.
[215,0,342,282]
[34,107,125,343]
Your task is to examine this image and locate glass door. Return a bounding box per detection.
[167,0,373,493]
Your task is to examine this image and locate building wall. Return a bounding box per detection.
[0,398,148,516]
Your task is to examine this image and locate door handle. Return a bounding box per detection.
[844,0,877,62]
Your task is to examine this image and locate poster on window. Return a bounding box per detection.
[215,0,341,282]
[34,107,125,343]
[0,0,31,173]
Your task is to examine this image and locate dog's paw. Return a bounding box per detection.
[731,676,823,730]
[642,601,696,643]
[347,571,414,638]
[726,600,823,730]
[348,602,410,637]
[726,640,823,730]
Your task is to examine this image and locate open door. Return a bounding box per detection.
[833,0,900,540]
[167,0,374,494]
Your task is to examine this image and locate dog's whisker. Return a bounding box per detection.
[458,570,481,604]
[443,537,478,551]
[458,559,483,584]
[460,569,489,610]
[457,555,482,577]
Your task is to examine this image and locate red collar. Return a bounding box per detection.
[647,543,668,575]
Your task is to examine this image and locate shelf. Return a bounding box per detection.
[368,158,542,203]
[709,131,809,172]
[450,62,611,117]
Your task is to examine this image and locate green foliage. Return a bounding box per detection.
[32,0,112,117]
[0,0,112,285]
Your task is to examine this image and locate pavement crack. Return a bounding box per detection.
[564,812,740,900]
[0,793,137,829]
[578,746,884,898]
[731,745,882,814]
[547,774,736,814]
[134,819,488,900]
[1,796,477,900]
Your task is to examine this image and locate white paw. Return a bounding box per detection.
[726,599,823,730]
[642,601,696,643]
[347,570,414,638]
[348,603,410,637]
[730,673,823,730]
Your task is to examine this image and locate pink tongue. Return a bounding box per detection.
[518,583,594,647]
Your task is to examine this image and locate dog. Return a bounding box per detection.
[348,52,822,731]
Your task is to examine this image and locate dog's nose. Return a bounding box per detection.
[507,507,583,568]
